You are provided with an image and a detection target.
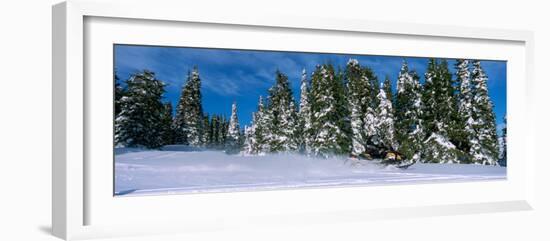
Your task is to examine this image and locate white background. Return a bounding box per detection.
[0,0,548,240]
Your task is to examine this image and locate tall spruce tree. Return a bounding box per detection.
[454,59,475,162]
[334,66,352,153]
[470,60,499,165]
[252,96,270,154]
[242,96,272,155]
[345,59,380,157]
[382,76,393,106]
[422,59,457,136]
[376,85,397,151]
[173,67,204,146]
[394,61,424,161]
[346,59,369,156]
[115,70,166,149]
[266,70,298,152]
[160,102,175,146]
[200,114,211,145]
[225,102,241,154]
[361,66,379,152]
[219,115,229,146]
[422,59,463,163]
[209,115,222,148]
[309,64,350,157]
[242,123,255,155]
[297,69,313,154]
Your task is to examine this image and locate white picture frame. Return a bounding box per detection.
[52,0,535,240]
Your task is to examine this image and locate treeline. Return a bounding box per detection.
[114,68,240,152]
[114,58,504,165]
[241,58,502,165]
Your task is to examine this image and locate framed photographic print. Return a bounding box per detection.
[113,45,507,196]
[53,0,535,240]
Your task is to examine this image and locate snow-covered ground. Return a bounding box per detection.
[115,146,506,196]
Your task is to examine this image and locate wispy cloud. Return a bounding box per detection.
[114,45,507,128]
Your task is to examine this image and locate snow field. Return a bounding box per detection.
[115,146,506,196]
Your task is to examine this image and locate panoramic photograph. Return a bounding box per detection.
[113,44,507,196]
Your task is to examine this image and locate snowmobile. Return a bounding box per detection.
[348,149,414,169]
[380,151,415,169]
[347,153,370,167]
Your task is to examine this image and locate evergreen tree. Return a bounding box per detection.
[242,123,254,155]
[382,76,393,106]
[266,70,298,152]
[454,59,475,162]
[309,64,350,157]
[360,65,379,153]
[334,66,353,153]
[363,96,378,152]
[346,59,368,156]
[422,132,464,164]
[115,70,166,149]
[375,85,397,151]
[252,96,270,154]
[219,115,229,146]
[160,102,175,146]
[242,96,272,155]
[422,59,457,136]
[201,114,211,145]
[470,60,499,165]
[225,102,241,154]
[297,69,313,154]
[209,115,222,148]
[173,67,204,146]
[421,59,464,163]
[394,61,424,161]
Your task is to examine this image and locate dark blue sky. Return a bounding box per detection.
[114,44,507,134]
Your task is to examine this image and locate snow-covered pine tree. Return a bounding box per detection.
[219,115,229,146]
[454,59,475,162]
[200,114,210,145]
[225,102,241,154]
[242,123,255,155]
[346,59,368,157]
[115,70,166,149]
[252,96,270,154]
[160,102,175,146]
[265,70,298,152]
[207,115,214,146]
[363,93,378,152]
[209,114,221,148]
[394,61,424,161]
[421,59,463,163]
[241,96,272,155]
[375,85,397,151]
[297,69,313,154]
[470,60,499,165]
[173,67,204,146]
[421,59,438,137]
[334,66,352,153]
[422,59,456,136]
[309,64,350,157]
